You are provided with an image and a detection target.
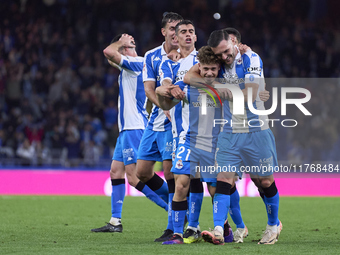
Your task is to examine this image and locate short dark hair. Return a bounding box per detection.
[223,28,241,43]
[110,34,122,44]
[161,12,183,28]
[175,20,195,35]
[207,29,229,48]
[197,46,222,65]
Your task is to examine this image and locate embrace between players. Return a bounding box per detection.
[91,12,282,246]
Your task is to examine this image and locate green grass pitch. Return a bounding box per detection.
[1,196,339,254]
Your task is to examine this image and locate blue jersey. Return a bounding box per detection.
[160,50,221,152]
[181,82,222,152]
[219,50,268,133]
[117,55,148,132]
[143,43,172,131]
[160,49,198,138]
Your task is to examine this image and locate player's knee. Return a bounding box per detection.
[136,170,146,182]
[260,178,274,188]
[110,165,122,179]
[251,177,261,188]
[175,184,189,200]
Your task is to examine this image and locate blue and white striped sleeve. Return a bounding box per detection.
[142,51,155,82]
[119,55,143,74]
[159,59,174,85]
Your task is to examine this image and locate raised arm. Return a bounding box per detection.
[103,34,135,66]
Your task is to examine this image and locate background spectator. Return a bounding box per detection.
[0,0,338,168]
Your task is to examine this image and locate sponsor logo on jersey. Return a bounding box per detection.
[153,57,161,61]
[221,73,245,84]
[192,95,217,108]
[251,53,257,58]
[247,67,262,72]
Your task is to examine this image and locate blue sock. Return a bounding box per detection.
[263,196,281,226]
[172,200,187,235]
[167,192,174,231]
[213,193,230,228]
[166,179,175,231]
[154,180,169,202]
[188,179,203,228]
[264,193,279,226]
[111,179,125,218]
[189,192,203,228]
[262,182,280,226]
[135,182,168,211]
[230,186,245,228]
[145,174,169,202]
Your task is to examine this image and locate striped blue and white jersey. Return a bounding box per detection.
[160,49,198,138]
[178,82,222,152]
[219,50,268,133]
[117,55,148,132]
[143,43,172,131]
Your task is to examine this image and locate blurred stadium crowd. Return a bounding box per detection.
[0,0,339,168]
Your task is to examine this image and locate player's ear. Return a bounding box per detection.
[161,28,166,37]
[193,34,197,43]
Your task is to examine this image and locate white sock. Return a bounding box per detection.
[110,217,121,226]
[266,224,277,233]
[214,226,224,235]
[187,226,197,232]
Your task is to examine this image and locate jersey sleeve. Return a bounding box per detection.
[242,51,263,84]
[119,55,143,75]
[159,59,175,85]
[142,51,156,82]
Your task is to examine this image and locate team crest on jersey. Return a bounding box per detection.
[237,58,242,64]
[175,159,183,169]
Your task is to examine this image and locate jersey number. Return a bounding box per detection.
[176,146,191,161]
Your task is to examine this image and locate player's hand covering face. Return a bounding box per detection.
[119,34,136,48]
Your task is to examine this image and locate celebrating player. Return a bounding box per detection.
[91,34,168,233]
[197,29,280,245]
[136,12,184,242]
